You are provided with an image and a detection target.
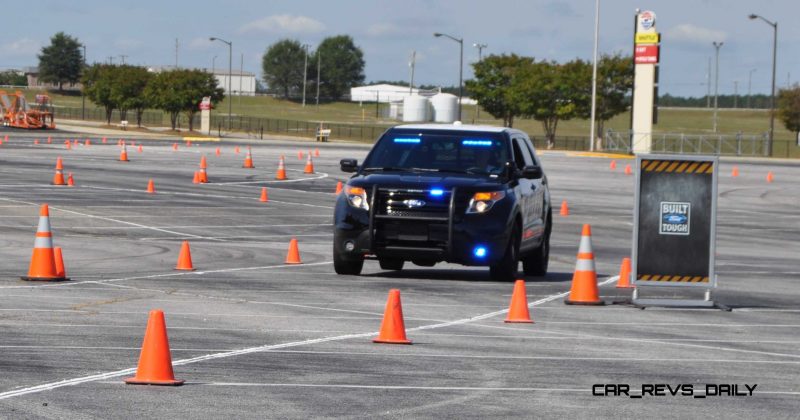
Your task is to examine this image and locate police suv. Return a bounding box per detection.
[333,123,551,282]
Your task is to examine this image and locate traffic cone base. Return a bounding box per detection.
[124,310,184,386]
[175,241,195,271]
[373,289,412,344]
[505,280,533,323]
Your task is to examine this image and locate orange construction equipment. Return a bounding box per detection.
[767,171,774,183]
[731,166,739,177]
[53,157,66,185]
[124,309,184,386]
[119,144,129,162]
[0,90,56,129]
[624,164,632,175]
[198,156,208,183]
[303,154,315,174]
[175,241,195,271]
[21,204,68,281]
[373,289,412,344]
[609,160,617,170]
[314,148,320,157]
[616,257,634,289]
[259,187,268,202]
[505,280,533,323]
[243,147,254,168]
[565,224,603,305]
[335,181,343,195]
[146,179,155,194]
[54,246,66,278]
[275,155,288,180]
[559,200,569,216]
[285,238,302,264]
[67,173,75,187]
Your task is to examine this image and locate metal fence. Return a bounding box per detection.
[603,130,771,157]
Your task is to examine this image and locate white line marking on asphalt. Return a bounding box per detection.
[214,170,329,185]
[0,277,615,400]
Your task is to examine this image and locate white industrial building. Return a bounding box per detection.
[147,66,256,96]
[350,84,426,103]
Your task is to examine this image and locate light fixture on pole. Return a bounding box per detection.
[472,43,487,123]
[712,41,723,133]
[434,32,464,121]
[210,37,232,130]
[748,13,777,156]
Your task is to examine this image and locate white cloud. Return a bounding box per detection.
[239,15,325,34]
[1,38,41,56]
[665,24,727,45]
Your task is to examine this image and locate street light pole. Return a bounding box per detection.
[749,14,777,156]
[316,50,321,108]
[212,55,217,73]
[434,32,464,121]
[302,44,308,107]
[589,0,600,151]
[210,37,232,130]
[712,41,723,133]
[81,45,86,120]
[472,43,487,123]
[747,68,756,108]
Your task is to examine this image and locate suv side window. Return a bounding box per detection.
[512,137,534,169]
[522,137,541,167]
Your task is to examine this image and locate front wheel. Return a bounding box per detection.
[334,247,364,275]
[490,224,520,282]
[523,211,551,276]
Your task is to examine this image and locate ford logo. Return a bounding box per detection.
[403,199,426,208]
[662,213,687,224]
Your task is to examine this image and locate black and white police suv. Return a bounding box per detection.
[333,123,552,282]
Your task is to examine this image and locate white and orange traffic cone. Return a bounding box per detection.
[119,144,130,162]
[21,204,68,281]
[564,224,603,305]
[53,157,66,186]
[243,147,254,168]
[275,155,287,180]
[303,154,315,174]
[198,156,208,183]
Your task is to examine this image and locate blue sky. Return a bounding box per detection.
[2,0,797,97]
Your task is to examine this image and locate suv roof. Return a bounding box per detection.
[393,123,522,135]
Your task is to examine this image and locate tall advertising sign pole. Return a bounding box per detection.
[631,10,660,154]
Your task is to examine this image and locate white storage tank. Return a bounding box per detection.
[431,93,458,123]
[402,95,430,122]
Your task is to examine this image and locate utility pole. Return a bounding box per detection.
[712,41,723,133]
[748,14,777,156]
[408,50,416,95]
[209,37,233,130]
[706,57,712,108]
[316,50,321,108]
[81,45,86,120]
[175,39,179,68]
[747,69,756,108]
[302,44,309,106]
[119,55,128,65]
[733,80,738,108]
[107,56,115,65]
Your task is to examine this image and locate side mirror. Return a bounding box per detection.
[340,158,358,173]
[522,165,543,179]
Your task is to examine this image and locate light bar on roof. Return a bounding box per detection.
[393,138,421,144]
[462,139,493,146]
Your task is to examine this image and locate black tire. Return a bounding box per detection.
[524,211,552,276]
[378,258,404,271]
[333,248,364,275]
[490,223,520,282]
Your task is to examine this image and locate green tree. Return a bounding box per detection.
[38,32,83,91]
[466,54,533,127]
[777,85,800,137]
[110,66,153,127]
[81,64,118,124]
[589,54,633,139]
[262,39,307,99]
[145,69,223,131]
[315,35,365,100]
[0,70,27,86]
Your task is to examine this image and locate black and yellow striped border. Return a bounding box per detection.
[642,159,713,174]
[637,274,709,283]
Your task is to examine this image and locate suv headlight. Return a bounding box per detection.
[467,191,506,214]
[345,185,370,210]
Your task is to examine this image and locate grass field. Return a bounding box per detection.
[15,87,796,142]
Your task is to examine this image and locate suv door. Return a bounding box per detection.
[511,136,536,248]
[521,136,546,242]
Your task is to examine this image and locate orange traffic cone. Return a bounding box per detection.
[54,246,66,278]
[731,166,739,177]
[559,200,569,216]
[243,147,254,168]
[314,148,320,157]
[146,179,155,194]
[138,145,143,153]
[198,156,208,183]
[53,157,66,185]
[172,143,178,151]
[335,181,343,195]
[565,224,603,305]
[303,154,315,174]
[67,173,75,187]
[234,146,240,154]
[124,310,184,386]
[185,139,192,147]
[102,137,107,144]
[609,160,617,170]
[22,204,68,281]
[624,164,632,175]
[505,280,533,323]
[119,144,129,162]
[285,238,302,264]
[275,156,288,180]
[85,139,91,146]
[215,147,221,156]
[766,171,774,183]
[373,289,412,344]
[192,171,200,184]
[73,139,79,146]
[34,138,39,145]
[259,187,268,202]
[175,241,195,271]
[616,257,634,289]
[297,150,303,160]
[65,140,71,150]
[47,136,52,144]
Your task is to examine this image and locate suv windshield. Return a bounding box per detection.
[362,130,510,175]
